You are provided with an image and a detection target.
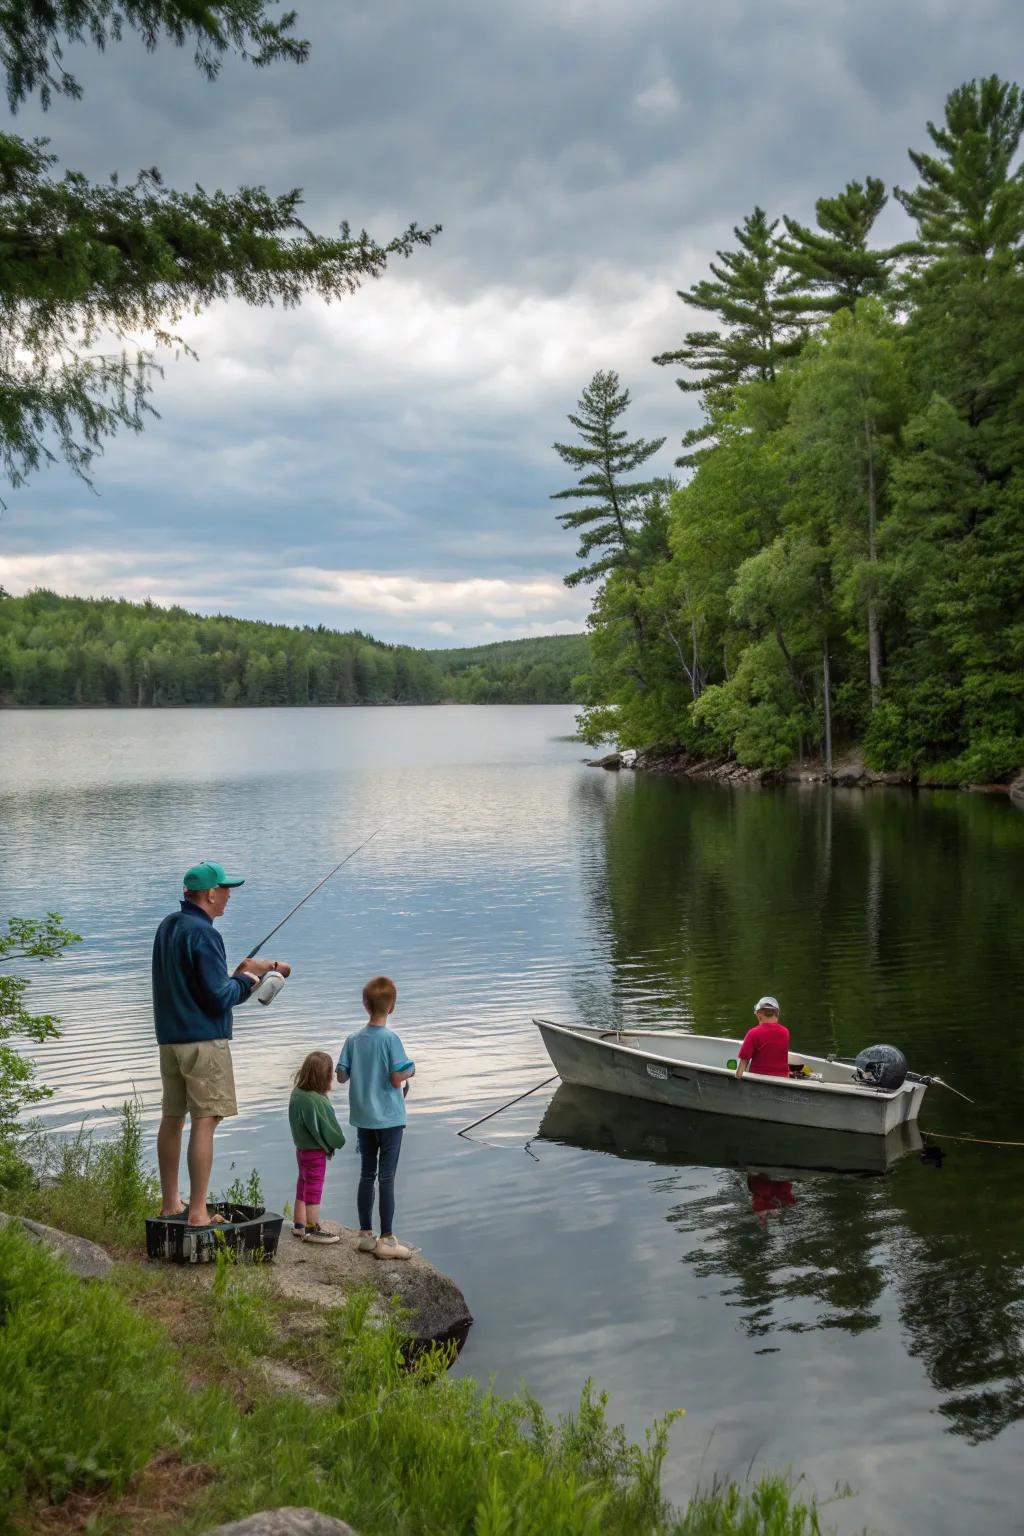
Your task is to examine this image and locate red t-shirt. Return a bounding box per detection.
[738,1020,790,1076]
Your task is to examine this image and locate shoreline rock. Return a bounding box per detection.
[269,1225,473,1354]
[204,1512,358,1535]
[0,1210,114,1279]
[594,745,1024,796]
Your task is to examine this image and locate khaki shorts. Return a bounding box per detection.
[159,1039,238,1119]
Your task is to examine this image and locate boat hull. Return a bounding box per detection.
[535,1021,926,1136]
[538,1083,923,1176]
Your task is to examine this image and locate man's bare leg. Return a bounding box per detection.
[186,1115,225,1226]
[157,1115,186,1215]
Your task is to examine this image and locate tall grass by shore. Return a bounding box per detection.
[0,1110,844,1534]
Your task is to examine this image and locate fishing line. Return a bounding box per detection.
[246,827,384,959]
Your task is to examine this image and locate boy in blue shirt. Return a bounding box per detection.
[336,975,415,1260]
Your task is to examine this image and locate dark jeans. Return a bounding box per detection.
[356,1126,404,1235]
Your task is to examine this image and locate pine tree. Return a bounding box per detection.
[551,370,666,588]
[0,1,308,110]
[653,208,804,464]
[777,178,895,315]
[0,3,437,489]
[883,77,1024,777]
[896,76,1024,267]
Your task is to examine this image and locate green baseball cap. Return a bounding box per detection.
[183,861,245,891]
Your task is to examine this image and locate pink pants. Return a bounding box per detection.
[295,1147,327,1206]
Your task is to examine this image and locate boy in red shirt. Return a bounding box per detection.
[736,995,790,1078]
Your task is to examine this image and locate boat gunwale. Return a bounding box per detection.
[531,1018,917,1103]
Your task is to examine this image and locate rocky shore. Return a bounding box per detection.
[1,1207,472,1355]
[587,746,1024,797]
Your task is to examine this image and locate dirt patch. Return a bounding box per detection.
[15,1451,216,1536]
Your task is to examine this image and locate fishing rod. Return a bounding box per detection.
[246,828,383,1005]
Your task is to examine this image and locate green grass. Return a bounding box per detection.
[0,1220,843,1536]
[0,1222,182,1513]
[6,1099,159,1251]
[0,1112,848,1534]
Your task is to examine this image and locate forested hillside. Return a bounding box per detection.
[427,634,587,703]
[554,77,1024,784]
[0,591,587,707]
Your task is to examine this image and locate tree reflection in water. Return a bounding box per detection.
[566,772,1024,1441]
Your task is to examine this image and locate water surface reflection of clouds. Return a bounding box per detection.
[4,707,1024,1536]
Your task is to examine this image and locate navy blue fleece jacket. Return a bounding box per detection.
[152,901,254,1044]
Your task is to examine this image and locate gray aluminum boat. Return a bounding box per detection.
[534,1019,928,1136]
[537,1082,923,1176]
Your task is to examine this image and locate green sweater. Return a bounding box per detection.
[289,1089,346,1155]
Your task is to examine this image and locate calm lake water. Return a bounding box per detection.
[2,706,1023,1533]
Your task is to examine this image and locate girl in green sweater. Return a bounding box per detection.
[288,1050,346,1244]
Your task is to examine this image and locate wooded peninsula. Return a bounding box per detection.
[551,77,1024,787]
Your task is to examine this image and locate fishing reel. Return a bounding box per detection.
[253,962,291,1006]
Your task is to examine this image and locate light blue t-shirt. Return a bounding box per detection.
[336,1024,414,1130]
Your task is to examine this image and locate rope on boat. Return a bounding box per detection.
[924,1131,1024,1150]
[456,1074,560,1137]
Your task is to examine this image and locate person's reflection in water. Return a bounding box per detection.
[746,1171,796,1228]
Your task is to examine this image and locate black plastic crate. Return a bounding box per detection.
[145,1202,283,1264]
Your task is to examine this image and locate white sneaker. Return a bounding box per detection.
[356,1231,378,1252]
[372,1235,411,1261]
[303,1224,340,1245]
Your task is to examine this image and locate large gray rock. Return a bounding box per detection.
[0,1210,113,1279]
[204,1512,357,1536]
[271,1226,472,1353]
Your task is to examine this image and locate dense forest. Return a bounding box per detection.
[0,590,586,707]
[554,77,1024,784]
[427,634,588,703]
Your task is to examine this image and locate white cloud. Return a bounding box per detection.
[279,567,588,623]
[1,549,590,643]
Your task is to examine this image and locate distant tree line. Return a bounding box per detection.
[0,591,587,707]
[554,78,1024,783]
[427,634,588,704]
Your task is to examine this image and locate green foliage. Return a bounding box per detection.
[0,134,435,489]
[0,1215,839,1532]
[0,912,80,1179]
[0,591,443,706]
[777,176,895,314]
[11,1099,160,1246]
[428,632,590,704]
[653,207,805,465]
[223,1165,265,1208]
[0,0,310,111]
[567,77,1024,785]
[0,592,587,707]
[0,1221,182,1509]
[552,369,667,587]
[0,1,437,487]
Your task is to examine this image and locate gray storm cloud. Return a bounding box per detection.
[4,0,1019,644]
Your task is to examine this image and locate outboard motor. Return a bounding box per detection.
[854,1044,908,1091]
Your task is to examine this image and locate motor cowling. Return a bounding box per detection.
[853,1044,908,1091]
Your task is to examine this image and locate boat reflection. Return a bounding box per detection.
[536,1082,923,1183]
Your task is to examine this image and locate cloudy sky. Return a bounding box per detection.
[2,0,1020,646]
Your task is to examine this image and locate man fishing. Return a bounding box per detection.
[152,861,289,1227]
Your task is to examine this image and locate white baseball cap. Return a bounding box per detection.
[754,995,780,1012]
